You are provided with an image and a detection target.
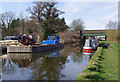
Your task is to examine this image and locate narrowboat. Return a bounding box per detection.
[83,38,100,55]
[42,35,60,45]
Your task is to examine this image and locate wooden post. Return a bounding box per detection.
[83,36,86,46]
[0,28,2,40]
[80,30,82,36]
[105,36,107,41]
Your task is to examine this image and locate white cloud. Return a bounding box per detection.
[58,2,118,30]
[1,0,119,2]
[0,2,2,13]
[65,19,72,26]
[71,8,81,14]
[91,3,117,14]
[64,0,119,2]
[103,5,114,11]
[58,2,86,26]
[99,11,118,22]
[84,11,118,30]
[1,0,33,2]
[84,18,105,30]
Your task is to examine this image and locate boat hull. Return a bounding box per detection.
[83,38,100,55]
[83,43,100,55]
[83,47,96,55]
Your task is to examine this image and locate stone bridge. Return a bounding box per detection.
[71,30,108,41]
[72,30,108,36]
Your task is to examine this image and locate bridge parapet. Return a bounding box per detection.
[82,33,106,36]
[71,30,108,36]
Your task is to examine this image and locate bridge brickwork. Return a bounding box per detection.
[71,30,108,42]
[71,30,108,36]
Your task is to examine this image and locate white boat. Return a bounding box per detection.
[83,38,100,55]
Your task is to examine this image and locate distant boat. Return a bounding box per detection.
[103,43,110,48]
[83,38,100,55]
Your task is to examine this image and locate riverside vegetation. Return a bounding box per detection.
[76,41,118,80]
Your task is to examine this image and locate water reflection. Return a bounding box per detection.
[2,44,90,80]
[30,55,67,80]
[47,51,60,58]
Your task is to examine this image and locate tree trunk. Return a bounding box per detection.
[37,35,40,43]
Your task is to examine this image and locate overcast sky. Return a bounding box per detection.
[0,0,119,30]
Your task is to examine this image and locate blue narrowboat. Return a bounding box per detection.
[42,35,60,45]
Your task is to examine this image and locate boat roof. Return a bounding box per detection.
[86,38,94,40]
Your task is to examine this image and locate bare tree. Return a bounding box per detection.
[5,11,15,34]
[106,20,118,30]
[0,11,15,34]
[0,13,6,28]
[106,20,118,42]
[0,22,1,26]
[19,12,24,20]
[70,18,85,31]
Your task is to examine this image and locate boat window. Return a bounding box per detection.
[91,39,95,47]
[57,36,60,39]
[84,39,90,47]
[50,36,55,39]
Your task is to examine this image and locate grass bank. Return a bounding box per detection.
[76,41,118,80]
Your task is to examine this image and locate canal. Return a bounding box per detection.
[2,44,90,80]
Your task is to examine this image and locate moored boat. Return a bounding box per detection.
[83,38,100,55]
[42,35,60,45]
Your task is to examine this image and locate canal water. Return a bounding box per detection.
[2,44,90,80]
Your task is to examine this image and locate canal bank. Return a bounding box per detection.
[76,41,118,80]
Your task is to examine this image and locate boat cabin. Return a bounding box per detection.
[42,35,60,45]
[84,39,95,47]
[83,38,100,55]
